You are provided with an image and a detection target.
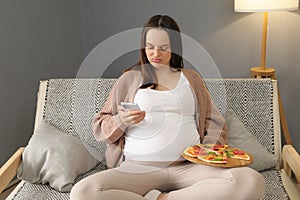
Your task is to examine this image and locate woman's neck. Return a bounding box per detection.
[154,66,180,76]
[154,67,181,90]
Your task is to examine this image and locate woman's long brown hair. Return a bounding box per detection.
[126,15,184,89]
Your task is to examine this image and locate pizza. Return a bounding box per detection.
[183,146,207,157]
[197,151,228,164]
[183,144,251,165]
[197,144,228,155]
[184,144,228,164]
[225,148,251,161]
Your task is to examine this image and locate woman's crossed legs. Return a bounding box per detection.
[70,161,265,200]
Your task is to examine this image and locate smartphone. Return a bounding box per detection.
[121,102,141,111]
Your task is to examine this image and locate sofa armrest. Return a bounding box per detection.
[0,147,24,193]
[282,145,300,184]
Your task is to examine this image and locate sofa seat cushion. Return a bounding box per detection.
[11,169,288,200]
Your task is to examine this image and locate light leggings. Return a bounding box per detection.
[70,160,265,200]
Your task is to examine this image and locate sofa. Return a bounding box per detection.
[0,78,299,199]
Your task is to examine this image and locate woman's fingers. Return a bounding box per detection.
[130,111,145,123]
[129,111,145,124]
[119,109,145,126]
[117,105,125,112]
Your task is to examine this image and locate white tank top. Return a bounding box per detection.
[124,72,200,162]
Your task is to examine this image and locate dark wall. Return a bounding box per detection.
[0,0,83,165]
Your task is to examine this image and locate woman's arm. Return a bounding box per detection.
[199,76,228,145]
[91,80,128,144]
[203,96,228,145]
[91,70,143,144]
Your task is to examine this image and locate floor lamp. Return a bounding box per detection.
[234,0,299,145]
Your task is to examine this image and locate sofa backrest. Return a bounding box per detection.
[34,78,280,163]
[204,79,280,158]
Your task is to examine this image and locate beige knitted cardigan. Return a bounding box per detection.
[92,68,228,168]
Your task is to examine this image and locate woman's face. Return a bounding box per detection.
[145,28,172,69]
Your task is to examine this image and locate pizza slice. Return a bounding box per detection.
[225,148,251,160]
[197,151,228,164]
[197,144,228,155]
[183,146,207,157]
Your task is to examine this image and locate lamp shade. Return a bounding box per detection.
[235,0,299,12]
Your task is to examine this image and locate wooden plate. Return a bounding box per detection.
[182,146,253,168]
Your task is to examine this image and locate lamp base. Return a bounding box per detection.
[250,67,276,79]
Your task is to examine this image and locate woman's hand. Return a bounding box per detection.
[117,105,146,127]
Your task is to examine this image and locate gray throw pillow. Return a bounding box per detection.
[17,121,99,192]
[225,110,278,171]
